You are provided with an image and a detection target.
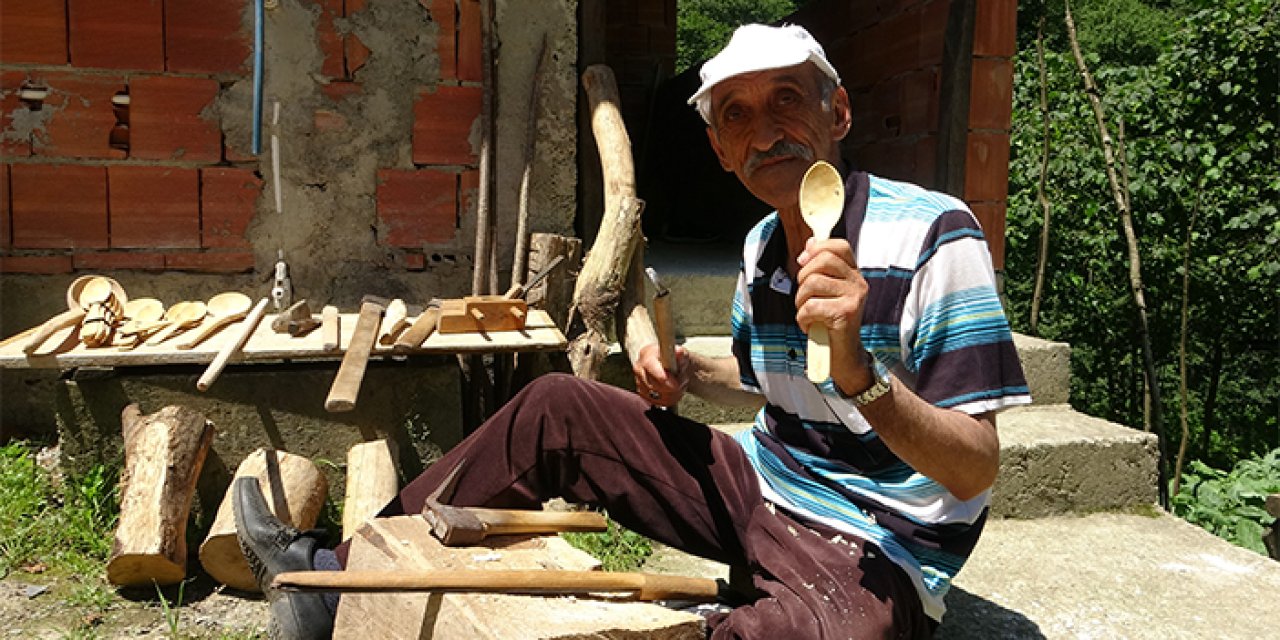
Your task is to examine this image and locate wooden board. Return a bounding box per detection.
[0,309,566,369]
[333,516,702,640]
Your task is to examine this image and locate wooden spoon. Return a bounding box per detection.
[798,160,845,383]
[177,292,253,350]
[24,275,126,355]
[114,298,166,348]
[146,301,208,346]
[78,277,120,347]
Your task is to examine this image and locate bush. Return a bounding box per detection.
[1171,449,1280,555]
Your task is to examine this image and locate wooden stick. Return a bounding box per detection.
[197,297,270,392]
[275,569,720,602]
[322,304,340,351]
[393,307,440,352]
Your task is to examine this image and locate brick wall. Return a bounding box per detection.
[602,0,677,143]
[0,0,484,275]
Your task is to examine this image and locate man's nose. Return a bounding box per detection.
[749,112,784,151]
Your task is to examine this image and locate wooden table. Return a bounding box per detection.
[335,515,702,640]
[0,309,567,369]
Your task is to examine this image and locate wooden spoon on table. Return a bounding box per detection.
[145,301,208,346]
[23,275,127,355]
[797,160,845,384]
[79,277,122,347]
[114,298,166,348]
[176,292,253,350]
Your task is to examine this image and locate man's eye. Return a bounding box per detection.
[723,107,744,122]
[777,91,799,106]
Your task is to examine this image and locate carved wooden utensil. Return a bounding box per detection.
[178,292,253,350]
[145,301,208,346]
[798,160,844,384]
[23,275,127,355]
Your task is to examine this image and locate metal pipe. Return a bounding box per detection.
[252,0,265,155]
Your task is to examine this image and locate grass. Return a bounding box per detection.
[562,517,654,572]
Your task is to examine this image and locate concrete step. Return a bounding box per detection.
[645,512,1280,639]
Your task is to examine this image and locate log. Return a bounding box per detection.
[106,404,215,587]
[333,515,702,640]
[199,448,328,592]
[527,233,583,331]
[567,65,646,380]
[341,440,399,541]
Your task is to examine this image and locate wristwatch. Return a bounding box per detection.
[851,351,892,407]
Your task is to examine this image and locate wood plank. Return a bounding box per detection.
[333,516,702,640]
[0,309,566,369]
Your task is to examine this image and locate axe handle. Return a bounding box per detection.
[325,300,384,412]
[274,569,720,602]
[197,297,270,392]
[394,307,440,352]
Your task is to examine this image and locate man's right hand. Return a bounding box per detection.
[632,343,690,407]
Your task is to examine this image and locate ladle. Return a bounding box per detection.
[798,160,844,383]
[146,301,208,346]
[177,292,253,350]
[23,275,127,355]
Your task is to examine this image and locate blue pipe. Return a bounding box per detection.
[252,0,264,155]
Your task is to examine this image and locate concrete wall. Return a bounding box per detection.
[0,0,579,433]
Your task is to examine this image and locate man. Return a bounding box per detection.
[235,23,1030,639]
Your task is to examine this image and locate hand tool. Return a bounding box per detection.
[24,275,126,355]
[321,304,340,351]
[392,299,442,352]
[503,254,565,300]
[178,292,253,349]
[798,160,844,383]
[272,568,721,602]
[377,299,408,346]
[644,267,677,373]
[270,299,320,336]
[422,461,607,546]
[271,250,292,312]
[325,295,388,412]
[197,297,270,391]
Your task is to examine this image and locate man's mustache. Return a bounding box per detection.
[744,141,814,175]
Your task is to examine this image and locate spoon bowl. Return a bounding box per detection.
[145,301,208,346]
[177,292,253,349]
[798,160,845,383]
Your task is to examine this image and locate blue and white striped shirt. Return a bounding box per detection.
[730,172,1031,620]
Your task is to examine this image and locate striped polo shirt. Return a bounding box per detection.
[730,171,1031,621]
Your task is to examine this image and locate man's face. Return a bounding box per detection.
[705,64,851,211]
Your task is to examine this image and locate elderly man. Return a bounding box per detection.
[236,23,1030,639]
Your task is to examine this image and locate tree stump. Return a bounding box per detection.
[198,448,328,591]
[106,405,215,587]
[342,439,399,541]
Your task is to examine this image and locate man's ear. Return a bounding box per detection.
[831,86,852,141]
[706,127,734,172]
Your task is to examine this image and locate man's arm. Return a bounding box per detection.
[797,239,1000,501]
[633,344,764,409]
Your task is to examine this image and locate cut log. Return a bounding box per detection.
[567,65,646,380]
[342,439,399,541]
[199,448,328,592]
[333,515,702,640]
[106,404,215,587]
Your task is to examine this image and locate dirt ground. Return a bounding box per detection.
[0,570,269,639]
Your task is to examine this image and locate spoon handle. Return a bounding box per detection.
[806,325,831,383]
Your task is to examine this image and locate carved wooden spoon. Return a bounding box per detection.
[145,301,208,346]
[798,160,844,383]
[177,292,253,350]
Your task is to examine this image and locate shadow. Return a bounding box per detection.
[933,586,1045,639]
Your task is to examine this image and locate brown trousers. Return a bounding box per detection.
[339,373,935,639]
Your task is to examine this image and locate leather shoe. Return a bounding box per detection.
[232,477,334,640]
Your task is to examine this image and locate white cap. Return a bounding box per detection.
[688,24,841,123]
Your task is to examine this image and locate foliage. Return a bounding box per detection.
[676,0,807,73]
[1004,0,1280,473]
[0,441,118,576]
[562,517,653,572]
[1171,449,1280,554]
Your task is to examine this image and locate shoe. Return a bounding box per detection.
[232,477,334,640]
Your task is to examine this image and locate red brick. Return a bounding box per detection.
[974,0,1017,58]
[457,0,482,83]
[346,33,373,77]
[1,71,32,158]
[460,168,479,220]
[963,131,1011,203]
[412,85,482,166]
[129,76,222,162]
[968,201,1007,270]
[401,252,426,270]
[30,71,127,160]
[313,109,349,132]
[0,164,9,249]
[901,68,939,136]
[376,169,457,246]
[426,0,458,81]
[10,164,108,249]
[69,0,164,70]
[321,81,362,102]
[165,251,255,272]
[201,167,262,248]
[72,251,166,270]
[109,166,201,249]
[917,0,949,66]
[317,0,345,78]
[165,0,250,74]
[968,57,1014,131]
[0,0,67,65]
[0,255,74,274]
[637,0,672,27]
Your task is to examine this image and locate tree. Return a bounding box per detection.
[676,0,807,73]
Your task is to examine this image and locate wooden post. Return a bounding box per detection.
[106,405,215,587]
[342,440,399,541]
[199,448,328,592]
